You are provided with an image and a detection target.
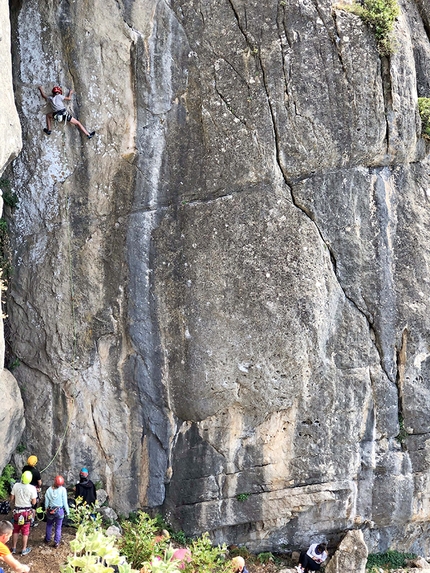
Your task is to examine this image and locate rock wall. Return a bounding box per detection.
[0,0,24,469]
[5,0,430,554]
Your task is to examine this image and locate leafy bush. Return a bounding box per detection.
[347,0,400,55]
[118,511,169,568]
[61,524,138,573]
[184,532,230,573]
[0,179,18,209]
[257,552,274,564]
[142,546,182,573]
[0,464,15,499]
[69,497,103,532]
[418,98,430,138]
[366,550,417,570]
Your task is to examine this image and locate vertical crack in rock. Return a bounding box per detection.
[381,56,394,157]
[395,327,408,445]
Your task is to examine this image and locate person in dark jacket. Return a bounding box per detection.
[74,468,97,505]
[21,455,42,528]
[21,456,42,490]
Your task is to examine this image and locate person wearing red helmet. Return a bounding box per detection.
[44,475,69,548]
[38,85,95,139]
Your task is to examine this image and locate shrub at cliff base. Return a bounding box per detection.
[366,550,417,571]
[61,526,138,573]
[418,98,430,138]
[63,507,233,573]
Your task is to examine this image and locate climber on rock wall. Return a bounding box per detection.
[296,543,328,573]
[38,85,95,139]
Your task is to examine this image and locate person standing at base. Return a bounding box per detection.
[21,456,41,528]
[0,521,30,573]
[44,475,69,548]
[74,468,97,505]
[10,472,37,556]
[297,543,328,573]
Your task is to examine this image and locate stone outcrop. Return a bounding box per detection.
[326,530,368,573]
[0,0,24,471]
[4,0,430,555]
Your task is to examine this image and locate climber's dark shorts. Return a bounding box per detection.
[53,109,72,123]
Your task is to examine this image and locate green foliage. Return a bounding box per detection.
[366,550,417,570]
[228,546,250,559]
[142,546,182,573]
[347,0,400,55]
[15,443,26,454]
[118,511,168,569]
[0,179,18,209]
[69,497,103,532]
[396,414,408,443]
[236,493,250,502]
[8,358,20,371]
[0,464,15,499]
[61,524,139,573]
[184,532,230,573]
[257,552,274,564]
[418,98,430,138]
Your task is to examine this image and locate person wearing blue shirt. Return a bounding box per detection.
[44,475,69,548]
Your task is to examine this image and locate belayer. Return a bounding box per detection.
[38,85,95,139]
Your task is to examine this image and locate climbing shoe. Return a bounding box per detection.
[11,548,16,554]
[87,131,95,139]
[43,128,51,135]
[21,547,32,556]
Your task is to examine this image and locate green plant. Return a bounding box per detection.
[0,464,15,499]
[15,443,26,454]
[396,414,408,443]
[366,550,417,570]
[346,0,400,55]
[69,497,103,532]
[418,98,430,138]
[142,546,182,573]
[118,511,169,569]
[8,358,20,371]
[185,532,230,573]
[236,493,250,502]
[257,553,274,564]
[61,524,139,573]
[228,546,251,559]
[0,179,18,209]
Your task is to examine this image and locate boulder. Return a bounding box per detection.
[325,530,368,573]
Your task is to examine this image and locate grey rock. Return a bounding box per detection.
[96,489,108,506]
[98,506,118,522]
[3,0,430,556]
[326,530,368,573]
[105,525,122,538]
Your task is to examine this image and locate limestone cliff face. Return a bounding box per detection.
[5,0,430,554]
[0,0,24,469]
